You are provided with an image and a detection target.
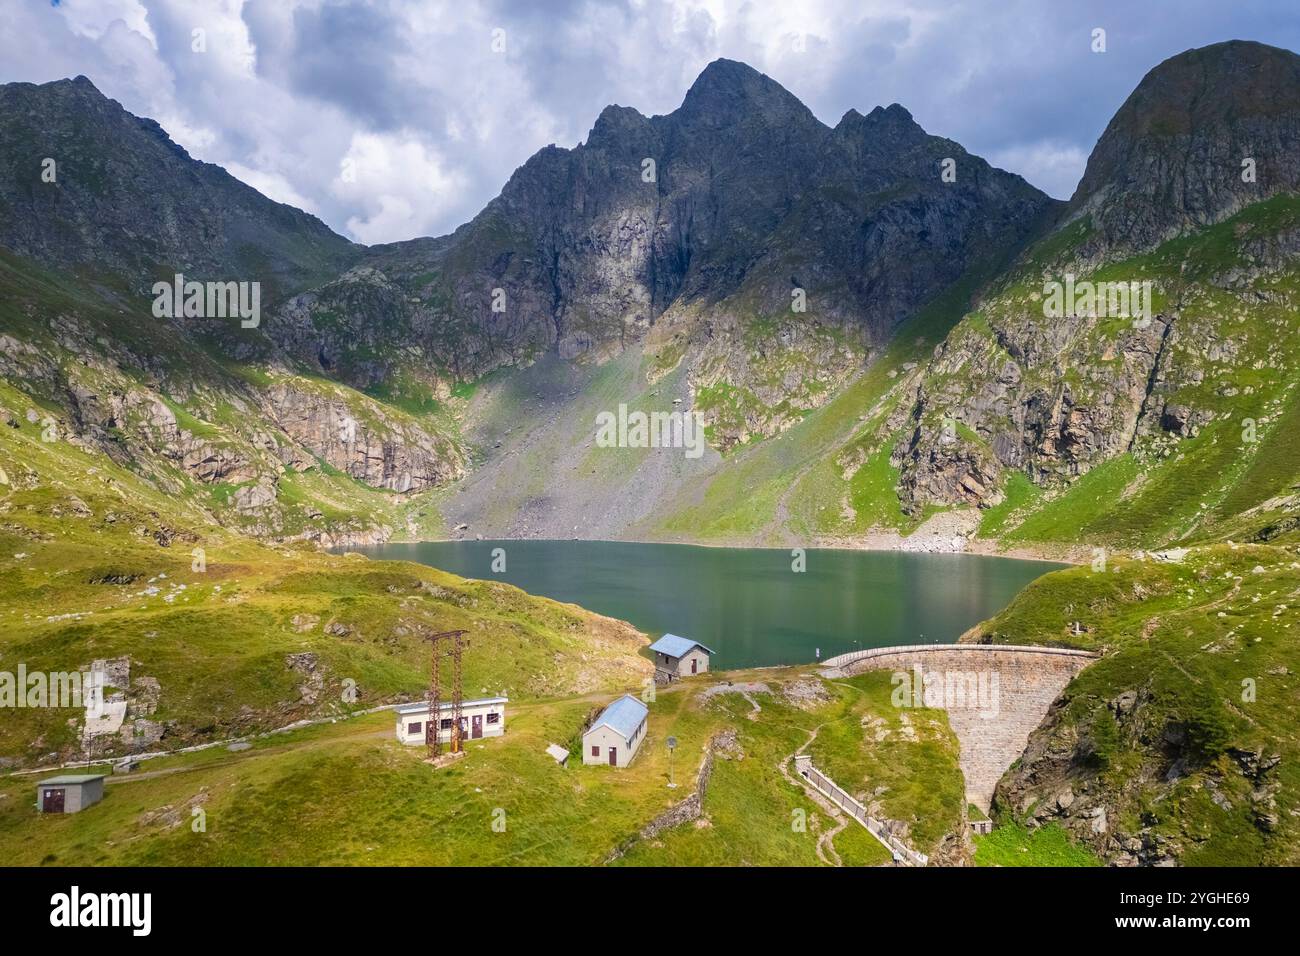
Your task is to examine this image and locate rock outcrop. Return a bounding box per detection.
[262,382,461,492]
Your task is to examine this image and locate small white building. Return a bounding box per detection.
[649,633,715,682]
[582,694,648,768]
[395,696,507,746]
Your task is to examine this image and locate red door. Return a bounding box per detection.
[472,714,483,739]
[691,657,697,674]
[42,788,65,813]
[608,746,617,766]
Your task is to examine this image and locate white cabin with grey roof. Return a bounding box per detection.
[582,694,648,767]
[394,696,507,745]
[649,633,714,682]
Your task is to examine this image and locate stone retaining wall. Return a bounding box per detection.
[602,729,723,862]
[823,644,1097,811]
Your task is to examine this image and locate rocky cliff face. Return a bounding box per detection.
[278,60,1054,446]
[888,41,1300,525]
[262,381,460,493]
[1066,41,1300,257]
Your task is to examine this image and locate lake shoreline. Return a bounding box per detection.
[381,533,1086,566]
[350,539,1066,670]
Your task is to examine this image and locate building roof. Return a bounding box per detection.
[396,696,507,716]
[648,633,715,658]
[545,744,570,764]
[584,694,648,743]
[37,774,106,786]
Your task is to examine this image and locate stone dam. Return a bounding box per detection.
[821,644,1098,811]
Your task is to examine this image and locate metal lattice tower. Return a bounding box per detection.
[423,629,468,758]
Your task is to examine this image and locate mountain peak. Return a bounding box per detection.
[688,57,763,91]
[1067,39,1300,250]
[586,103,651,148]
[870,103,915,123]
[676,58,813,126]
[1105,40,1300,140]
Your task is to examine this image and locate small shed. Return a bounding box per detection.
[649,633,715,683]
[582,695,648,768]
[36,774,106,814]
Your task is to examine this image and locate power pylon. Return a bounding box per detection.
[423,629,468,758]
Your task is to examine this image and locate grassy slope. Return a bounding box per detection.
[0,671,951,866]
[647,195,1300,556]
[0,395,652,766]
[973,822,1101,866]
[648,278,982,542]
[985,197,1300,549]
[810,672,965,856]
[969,542,1300,865]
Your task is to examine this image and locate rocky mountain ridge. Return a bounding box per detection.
[2,43,1300,552]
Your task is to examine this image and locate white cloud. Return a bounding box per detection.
[335,131,467,244]
[225,161,320,214]
[55,0,157,46]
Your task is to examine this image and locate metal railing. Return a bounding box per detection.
[794,754,928,866]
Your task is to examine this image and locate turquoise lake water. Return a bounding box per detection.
[353,539,1063,670]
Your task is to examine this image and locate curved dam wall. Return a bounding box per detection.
[822,645,1098,811]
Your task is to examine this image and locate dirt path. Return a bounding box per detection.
[778,721,848,866]
[102,727,392,785]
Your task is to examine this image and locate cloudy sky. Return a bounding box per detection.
[6,1,1298,244]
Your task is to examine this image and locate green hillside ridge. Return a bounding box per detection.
[965,542,1300,866]
[645,190,1300,556]
[0,248,464,546]
[0,399,651,768]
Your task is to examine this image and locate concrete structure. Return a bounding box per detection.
[394,696,507,746]
[36,774,106,814]
[821,644,1097,811]
[649,633,714,683]
[582,695,648,768]
[545,743,569,766]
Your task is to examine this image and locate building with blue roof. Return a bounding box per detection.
[582,694,649,767]
[648,633,715,682]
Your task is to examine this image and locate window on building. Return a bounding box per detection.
[407,722,422,736]
[486,712,500,724]
[440,718,453,730]
[591,745,600,757]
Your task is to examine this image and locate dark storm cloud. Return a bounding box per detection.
[274,3,413,132]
